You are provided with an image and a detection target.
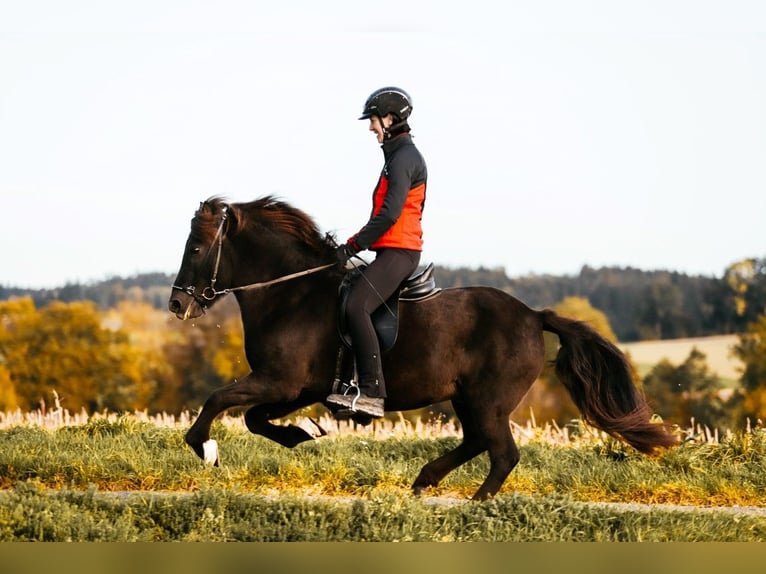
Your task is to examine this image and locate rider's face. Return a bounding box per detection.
[369,114,393,144]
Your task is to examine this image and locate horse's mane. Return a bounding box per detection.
[194,196,336,256]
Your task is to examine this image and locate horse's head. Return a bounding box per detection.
[169,196,338,320]
[169,198,233,320]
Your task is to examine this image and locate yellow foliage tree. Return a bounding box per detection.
[725,259,756,317]
[0,298,153,412]
[0,364,19,411]
[0,298,36,411]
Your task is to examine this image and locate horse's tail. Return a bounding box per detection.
[539,309,678,454]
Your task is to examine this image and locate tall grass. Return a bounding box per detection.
[3,405,766,541]
[1,405,764,503]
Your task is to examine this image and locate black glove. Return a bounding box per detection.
[335,244,356,268]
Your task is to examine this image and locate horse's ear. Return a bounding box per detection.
[225,203,241,236]
[196,200,215,217]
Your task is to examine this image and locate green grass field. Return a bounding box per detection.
[2,411,766,541]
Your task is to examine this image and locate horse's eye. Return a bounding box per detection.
[191,246,201,255]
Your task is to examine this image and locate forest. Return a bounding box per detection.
[1,257,765,431]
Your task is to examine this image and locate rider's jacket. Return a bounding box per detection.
[349,132,427,252]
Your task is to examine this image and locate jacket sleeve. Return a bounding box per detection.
[350,151,414,250]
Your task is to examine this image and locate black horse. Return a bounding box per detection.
[168,196,677,500]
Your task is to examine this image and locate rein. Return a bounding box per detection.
[214,263,335,296]
[171,205,335,304]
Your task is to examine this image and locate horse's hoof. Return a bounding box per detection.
[202,439,219,466]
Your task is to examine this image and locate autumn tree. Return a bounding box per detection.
[0,364,18,411]
[732,313,766,423]
[0,298,37,410]
[0,298,149,412]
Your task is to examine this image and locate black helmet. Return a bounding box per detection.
[358,87,413,121]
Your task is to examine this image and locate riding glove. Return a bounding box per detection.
[336,244,356,268]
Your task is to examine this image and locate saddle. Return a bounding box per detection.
[337,261,440,353]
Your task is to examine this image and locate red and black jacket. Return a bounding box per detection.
[348,133,427,252]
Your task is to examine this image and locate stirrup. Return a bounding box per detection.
[343,381,362,411]
[327,382,384,418]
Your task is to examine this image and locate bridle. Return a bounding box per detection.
[171,205,334,309]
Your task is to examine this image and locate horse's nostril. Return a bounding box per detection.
[169,299,181,314]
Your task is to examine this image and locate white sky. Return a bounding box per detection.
[1,1,764,289]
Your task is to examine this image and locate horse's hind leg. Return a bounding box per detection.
[470,410,520,501]
[411,400,487,496]
[412,396,521,501]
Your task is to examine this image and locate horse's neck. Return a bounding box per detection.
[230,234,338,317]
[232,269,339,320]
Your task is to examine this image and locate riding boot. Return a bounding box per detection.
[356,353,386,399]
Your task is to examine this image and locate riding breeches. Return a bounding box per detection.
[345,248,421,397]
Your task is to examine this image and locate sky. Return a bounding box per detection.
[1,1,765,289]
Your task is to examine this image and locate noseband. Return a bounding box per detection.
[172,204,334,309]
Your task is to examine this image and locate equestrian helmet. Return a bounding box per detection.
[358,87,413,121]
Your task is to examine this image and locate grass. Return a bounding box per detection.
[2,409,766,504]
[2,408,766,540]
[3,480,766,542]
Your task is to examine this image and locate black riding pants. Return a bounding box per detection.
[346,248,421,398]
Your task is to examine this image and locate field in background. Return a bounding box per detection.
[619,335,742,380]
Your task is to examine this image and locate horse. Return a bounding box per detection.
[168,196,678,501]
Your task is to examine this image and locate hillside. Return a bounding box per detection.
[619,335,742,380]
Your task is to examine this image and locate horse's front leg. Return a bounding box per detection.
[185,374,285,465]
[243,402,326,448]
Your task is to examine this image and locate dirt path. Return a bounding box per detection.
[100,490,766,517]
[5,487,764,517]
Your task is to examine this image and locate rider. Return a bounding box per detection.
[326,87,427,418]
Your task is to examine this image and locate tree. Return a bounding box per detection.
[637,273,685,340]
[732,313,766,422]
[0,298,37,410]
[553,296,618,342]
[0,364,19,411]
[641,348,733,430]
[0,299,148,412]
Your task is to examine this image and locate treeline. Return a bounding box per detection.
[3,257,765,342]
[0,273,173,311]
[2,257,765,430]
[437,258,766,341]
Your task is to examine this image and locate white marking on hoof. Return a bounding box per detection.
[202,439,219,465]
